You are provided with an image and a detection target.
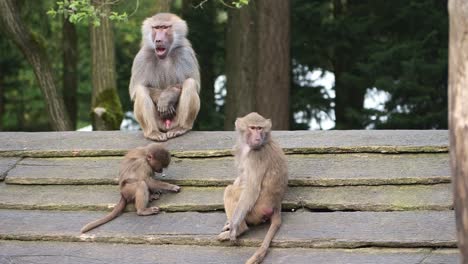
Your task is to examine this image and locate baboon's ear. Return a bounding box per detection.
[264,119,272,131]
[146,154,153,162]
[235,118,247,131]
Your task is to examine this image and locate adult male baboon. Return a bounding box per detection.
[129,13,200,141]
[218,112,288,264]
[80,143,180,233]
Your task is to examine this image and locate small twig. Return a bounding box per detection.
[128,0,139,17]
[192,0,209,9]
[219,0,236,8]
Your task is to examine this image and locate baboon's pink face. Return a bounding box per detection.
[246,126,266,150]
[152,24,173,60]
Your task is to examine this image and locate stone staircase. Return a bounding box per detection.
[0,130,459,263]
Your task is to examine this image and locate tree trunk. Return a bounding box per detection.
[63,18,78,129]
[256,0,290,130]
[224,3,258,130]
[90,0,123,130]
[0,75,4,130]
[448,0,468,261]
[224,0,290,130]
[0,0,72,131]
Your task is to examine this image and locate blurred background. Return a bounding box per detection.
[0,0,448,131]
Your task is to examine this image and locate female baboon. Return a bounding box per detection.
[218,112,288,264]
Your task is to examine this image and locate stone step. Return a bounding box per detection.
[0,240,459,264]
[0,130,448,157]
[4,153,449,186]
[0,157,20,181]
[0,209,456,248]
[0,183,452,212]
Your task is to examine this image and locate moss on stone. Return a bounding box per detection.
[91,88,123,130]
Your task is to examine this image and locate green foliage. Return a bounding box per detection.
[232,0,249,8]
[291,0,448,129]
[181,0,227,130]
[194,0,248,9]
[0,0,59,131]
[0,0,449,131]
[47,0,127,26]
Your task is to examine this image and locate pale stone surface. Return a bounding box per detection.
[0,210,456,248]
[0,241,459,264]
[5,153,449,186]
[0,157,20,181]
[0,130,455,264]
[0,130,448,157]
[0,183,452,212]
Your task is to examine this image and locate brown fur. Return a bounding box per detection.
[80,143,181,233]
[149,85,182,120]
[129,13,200,141]
[217,112,288,264]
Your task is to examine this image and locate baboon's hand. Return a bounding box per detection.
[157,88,179,119]
[171,185,181,192]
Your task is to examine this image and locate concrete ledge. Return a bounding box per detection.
[0,184,453,212]
[0,130,448,157]
[4,153,449,186]
[0,241,459,264]
[0,210,456,248]
[0,157,21,181]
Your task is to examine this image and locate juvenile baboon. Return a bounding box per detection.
[80,143,181,233]
[218,112,288,264]
[129,13,200,141]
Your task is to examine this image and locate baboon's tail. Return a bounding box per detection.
[80,196,127,233]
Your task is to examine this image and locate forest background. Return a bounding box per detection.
[0,0,448,132]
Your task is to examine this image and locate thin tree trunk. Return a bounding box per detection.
[0,75,4,130]
[256,0,290,130]
[63,18,78,129]
[0,0,72,131]
[90,0,123,130]
[224,3,258,130]
[448,0,468,261]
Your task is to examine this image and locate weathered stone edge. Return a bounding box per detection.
[0,200,453,213]
[0,240,459,255]
[0,158,22,181]
[4,176,451,186]
[0,234,457,249]
[0,146,448,158]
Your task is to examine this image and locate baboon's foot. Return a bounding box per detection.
[146,131,167,142]
[217,231,230,241]
[166,128,190,139]
[137,206,160,216]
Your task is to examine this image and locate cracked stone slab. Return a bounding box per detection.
[0,157,21,181]
[0,241,459,264]
[0,130,448,157]
[5,153,449,186]
[0,210,456,248]
[0,183,452,212]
